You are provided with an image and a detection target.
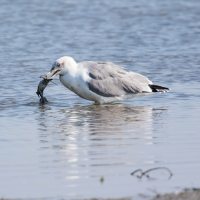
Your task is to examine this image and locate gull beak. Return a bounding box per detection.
[44,69,61,79]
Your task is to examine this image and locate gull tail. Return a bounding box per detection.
[149,84,169,93]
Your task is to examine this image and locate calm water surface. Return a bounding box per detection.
[0,0,200,199]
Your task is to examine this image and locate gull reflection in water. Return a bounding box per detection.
[35,104,165,181]
[36,104,154,139]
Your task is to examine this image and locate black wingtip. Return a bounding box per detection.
[149,84,169,92]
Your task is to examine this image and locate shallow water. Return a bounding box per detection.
[0,0,200,199]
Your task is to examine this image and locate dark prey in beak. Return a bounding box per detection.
[36,76,52,104]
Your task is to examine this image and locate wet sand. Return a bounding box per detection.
[1,189,200,200]
[152,188,200,200]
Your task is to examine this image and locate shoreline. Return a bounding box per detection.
[1,188,200,200]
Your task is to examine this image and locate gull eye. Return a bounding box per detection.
[57,63,60,67]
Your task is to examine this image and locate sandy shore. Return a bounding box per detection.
[1,189,200,200]
[151,188,200,200]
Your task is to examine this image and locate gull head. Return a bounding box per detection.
[45,56,77,78]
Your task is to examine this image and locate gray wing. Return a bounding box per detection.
[80,61,127,79]
[79,61,152,97]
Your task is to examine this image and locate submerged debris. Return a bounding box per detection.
[99,176,104,184]
[131,167,173,179]
[36,76,52,104]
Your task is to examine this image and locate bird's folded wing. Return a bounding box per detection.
[80,61,127,80]
[80,61,153,97]
[87,77,148,97]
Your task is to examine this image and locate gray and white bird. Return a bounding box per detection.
[45,56,169,104]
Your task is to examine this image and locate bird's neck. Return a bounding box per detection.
[67,63,78,77]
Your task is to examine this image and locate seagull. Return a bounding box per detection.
[45,56,169,104]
